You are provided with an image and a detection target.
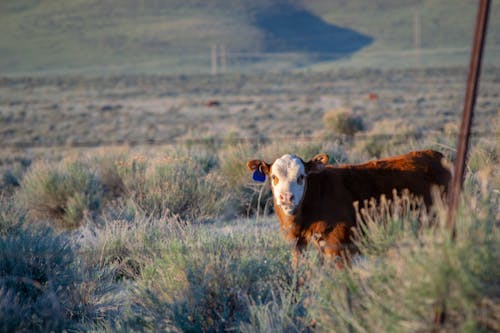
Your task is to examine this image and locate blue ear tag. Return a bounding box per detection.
[252,169,266,182]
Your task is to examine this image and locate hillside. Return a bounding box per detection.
[0,0,499,74]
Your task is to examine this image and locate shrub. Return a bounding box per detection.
[353,119,423,158]
[310,191,500,333]
[323,108,365,137]
[218,144,256,191]
[240,287,311,333]
[78,214,182,281]
[93,152,127,199]
[2,169,20,188]
[17,160,102,229]
[0,157,31,194]
[15,150,228,228]
[352,191,429,256]
[0,195,23,236]
[126,219,306,332]
[0,222,122,332]
[467,144,498,174]
[117,152,227,221]
[218,144,265,216]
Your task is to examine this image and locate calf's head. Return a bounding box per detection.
[247,153,329,215]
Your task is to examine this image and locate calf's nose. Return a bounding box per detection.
[279,192,295,205]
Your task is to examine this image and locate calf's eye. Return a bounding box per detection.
[271,174,279,185]
[297,175,304,185]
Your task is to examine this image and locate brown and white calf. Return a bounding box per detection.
[247,150,451,266]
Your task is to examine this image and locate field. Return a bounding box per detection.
[1,0,500,74]
[0,65,499,332]
[2,1,500,331]
[2,67,500,149]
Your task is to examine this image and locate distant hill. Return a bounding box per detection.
[253,2,373,58]
[0,0,499,74]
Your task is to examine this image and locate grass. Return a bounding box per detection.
[1,133,497,331]
[1,1,500,74]
[126,222,295,331]
[16,159,102,229]
[0,67,498,331]
[310,189,499,332]
[1,67,498,153]
[352,118,423,158]
[306,0,500,69]
[114,152,226,220]
[15,150,228,228]
[0,220,122,332]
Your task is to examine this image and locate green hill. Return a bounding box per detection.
[0,0,499,74]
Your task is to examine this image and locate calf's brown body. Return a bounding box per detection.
[249,150,451,265]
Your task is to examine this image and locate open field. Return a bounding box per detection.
[1,0,500,74]
[1,67,499,150]
[0,67,499,331]
[1,1,499,330]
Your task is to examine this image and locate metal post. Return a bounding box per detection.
[211,44,218,75]
[220,44,227,73]
[414,11,421,67]
[446,0,490,238]
[436,5,490,326]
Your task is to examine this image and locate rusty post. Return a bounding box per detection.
[436,5,491,328]
[446,0,491,239]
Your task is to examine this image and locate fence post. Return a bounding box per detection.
[446,0,490,239]
[211,44,218,75]
[220,44,227,73]
[414,11,421,67]
[433,1,491,329]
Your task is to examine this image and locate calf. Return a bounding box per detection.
[247,150,451,266]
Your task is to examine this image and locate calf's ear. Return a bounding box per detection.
[246,160,271,174]
[305,153,329,174]
[247,160,271,182]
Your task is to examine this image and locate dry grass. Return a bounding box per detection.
[3,137,497,331]
[1,68,498,151]
[0,68,498,331]
[16,159,102,229]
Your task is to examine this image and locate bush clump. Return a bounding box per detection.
[323,108,365,137]
[79,214,183,281]
[218,144,268,217]
[16,151,228,229]
[354,119,422,158]
[0,195,23,236]
[17,160,102,229]
[310,191,500,333]
[0,222,121,332]
[126,221,309,332]
[117,153,227,221]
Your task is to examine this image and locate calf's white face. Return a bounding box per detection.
[247,152,329,216]
[270,155,306,215]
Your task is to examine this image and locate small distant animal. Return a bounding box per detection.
[247,150,451,267]
[204,99,221,107]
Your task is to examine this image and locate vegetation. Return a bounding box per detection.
[0,220,121,332]
[1,67,499,151]
[311,190,499,332]
[1,0,499,74]
[323,108,365,137]
[1,131,498,331]
[0,66,498,331]
[16,159,102,228]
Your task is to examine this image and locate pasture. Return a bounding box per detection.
[0,67,499,332]
[2,0,500,74]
